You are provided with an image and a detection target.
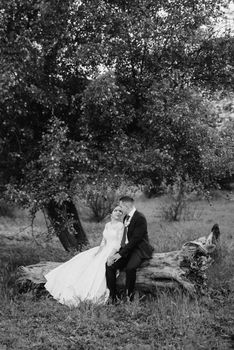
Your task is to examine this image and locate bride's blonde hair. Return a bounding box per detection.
[110,205,123,220]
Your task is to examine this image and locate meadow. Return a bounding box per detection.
[0,192,234,350]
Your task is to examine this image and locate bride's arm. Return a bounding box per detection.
[94,224,108,255]
[106,223,124,265]
[99,237,106,248]
[108,223,124,256]
[116,223,124,251]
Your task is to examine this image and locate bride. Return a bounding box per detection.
[44,206,124,307]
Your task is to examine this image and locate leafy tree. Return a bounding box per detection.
[0,0,89,249]
[191,35,234,90]
[0,0,233,250]
[74,0,233,188]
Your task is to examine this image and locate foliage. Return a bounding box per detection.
[1,290,233,349]
[85,185,117,222]
[84,182,142,222]
[6,117,75,208]
[0,0,233,231]
[0,0,81,184]
[5,116,90,248]
[160,175,204,221]
[141,85,227,185]
[192,35,234,90]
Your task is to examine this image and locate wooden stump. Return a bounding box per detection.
[17,224,221,296]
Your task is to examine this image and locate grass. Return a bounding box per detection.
[0,192,234,349]
[0,293,233,350]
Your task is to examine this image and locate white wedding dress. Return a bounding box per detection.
[44,221,124,307]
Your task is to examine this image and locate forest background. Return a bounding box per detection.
[0,1,234,349]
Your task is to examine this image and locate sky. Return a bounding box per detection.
[214,2,234,35]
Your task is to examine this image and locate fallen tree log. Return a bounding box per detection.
[17,224,221,296]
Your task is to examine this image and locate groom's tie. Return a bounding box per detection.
[121,215,130,248]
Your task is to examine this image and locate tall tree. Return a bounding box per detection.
[75,0,232,186]
[0,0,233,250]
[0,0,88,250]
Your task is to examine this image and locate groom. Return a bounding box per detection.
[105,196,154,302]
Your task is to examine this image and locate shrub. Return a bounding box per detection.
[85,183,140,222]
[160,175,203,221]
[86,187,117,222]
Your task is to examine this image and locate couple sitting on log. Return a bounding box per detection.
[44,196,154,306]
[19,197,220,306]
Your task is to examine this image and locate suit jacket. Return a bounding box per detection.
[119,210,154,259]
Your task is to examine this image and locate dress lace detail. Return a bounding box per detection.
[44,221,123,307]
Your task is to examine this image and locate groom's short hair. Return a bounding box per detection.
[119,196,134,203]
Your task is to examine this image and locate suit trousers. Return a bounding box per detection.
[105,250,143,301]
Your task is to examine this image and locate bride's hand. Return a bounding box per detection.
[107,253,121,266]
[107,255,114,266]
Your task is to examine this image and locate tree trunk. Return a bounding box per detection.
[17,224,221,296]
[45,199,88,251]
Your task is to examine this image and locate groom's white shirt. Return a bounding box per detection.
[127,207,136,222]
[124,207,136,244]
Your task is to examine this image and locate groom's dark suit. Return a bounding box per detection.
[105,210,154,301]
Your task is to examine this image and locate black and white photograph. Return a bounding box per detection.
[0,0,234,349]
